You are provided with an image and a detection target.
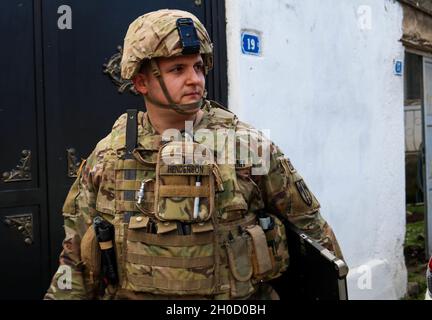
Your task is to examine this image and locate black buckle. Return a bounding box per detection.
[176,18,201,55]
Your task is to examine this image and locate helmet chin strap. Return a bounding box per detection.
[146,59,206,116]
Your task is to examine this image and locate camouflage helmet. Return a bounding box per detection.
[121,9,214,80]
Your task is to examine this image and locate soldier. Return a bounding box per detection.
[44,9,344,300]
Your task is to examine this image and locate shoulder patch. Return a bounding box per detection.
[294,179,313,207]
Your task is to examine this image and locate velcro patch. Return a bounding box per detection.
[159,164,210,176]
[294,179,313,207]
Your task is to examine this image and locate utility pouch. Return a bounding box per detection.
[154,141,220,223]
[245,225,273,278]
[225,233,254,298]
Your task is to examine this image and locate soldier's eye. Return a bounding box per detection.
[170,65,183,73]
[194,64,204,72]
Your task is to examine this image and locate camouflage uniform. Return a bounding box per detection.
[45,101,343,300]
[44,9,343,300]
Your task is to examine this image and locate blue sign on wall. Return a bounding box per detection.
[241,32,261,56]
[394,60,403,76]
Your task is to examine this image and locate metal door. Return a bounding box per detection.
[0,0,49,299]
[0,0,227,299]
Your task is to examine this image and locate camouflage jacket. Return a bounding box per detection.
[44,100,343,300]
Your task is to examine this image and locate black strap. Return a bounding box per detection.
[123,109,138,223]
[125,109,138,159]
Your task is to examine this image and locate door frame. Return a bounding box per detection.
[204,0,228,106]
[423,56,432,257]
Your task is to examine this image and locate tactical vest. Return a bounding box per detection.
[90,102,289,299]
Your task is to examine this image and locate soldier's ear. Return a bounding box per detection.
[132,73,149,95]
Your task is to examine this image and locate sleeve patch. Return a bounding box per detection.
[294,179,313,207]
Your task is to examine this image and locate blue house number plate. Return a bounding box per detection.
[394,60,403,76]
[241,32,261,56]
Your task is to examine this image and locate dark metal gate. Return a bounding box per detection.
[0,0,227,300]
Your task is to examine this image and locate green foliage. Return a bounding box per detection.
[404,204,427,300]
[405,220,425,248]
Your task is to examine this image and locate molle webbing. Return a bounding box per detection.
[116,180,146,191]
[115,159,156,209]
[127,253,214,268]
[127,274,215,292]
[158,185,210,197]
[127,231,214,246]
[218,213,256,232]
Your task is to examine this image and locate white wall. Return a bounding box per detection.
[225,0,406,299]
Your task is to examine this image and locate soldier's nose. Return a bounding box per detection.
[186,68,202,85]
